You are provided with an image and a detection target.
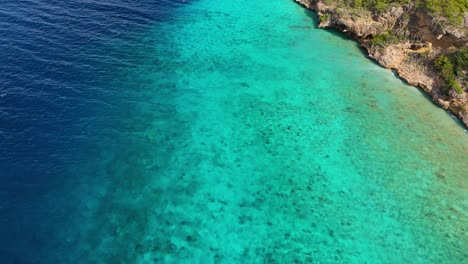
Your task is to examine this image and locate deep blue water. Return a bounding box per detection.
[0,0,184,262]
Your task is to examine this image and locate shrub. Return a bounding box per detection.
[422,0,467,25]
[449,79,463,94]
[369,31,400,47]
[452,48,468,74]
[335,0,467,25]
[434,55,464,94]
[435,55,455,80]
[321,13,332,22]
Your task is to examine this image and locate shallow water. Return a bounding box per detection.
[0,0,467,263]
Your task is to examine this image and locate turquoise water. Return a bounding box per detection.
[2,0,467,262]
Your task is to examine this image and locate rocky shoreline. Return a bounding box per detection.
[294,0,468,128]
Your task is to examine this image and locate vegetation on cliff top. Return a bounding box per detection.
[368,30,402,47]
[434,48,468,94]
[424,0,467,24]
[326,0,467,24]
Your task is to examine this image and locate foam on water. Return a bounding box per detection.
[1,0,467,263]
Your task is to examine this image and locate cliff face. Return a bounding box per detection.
[295,0,468,127]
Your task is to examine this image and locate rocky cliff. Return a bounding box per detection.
[295,0,468,127]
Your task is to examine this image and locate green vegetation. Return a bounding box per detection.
[434,51,466,94]
[423,0,468,25]
[369,31,401,47]
[345,0,411,11]
[332,0,467,24]
[452,48,468,74]
[320,13,332,22]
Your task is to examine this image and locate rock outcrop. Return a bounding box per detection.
[295,0,468,128]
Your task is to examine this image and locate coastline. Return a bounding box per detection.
[294,0,468,128]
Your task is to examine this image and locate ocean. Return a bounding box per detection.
[0,0,467,263]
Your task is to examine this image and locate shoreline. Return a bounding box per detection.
[294,0,468,128]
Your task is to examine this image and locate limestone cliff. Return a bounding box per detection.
[295,0,468,127]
